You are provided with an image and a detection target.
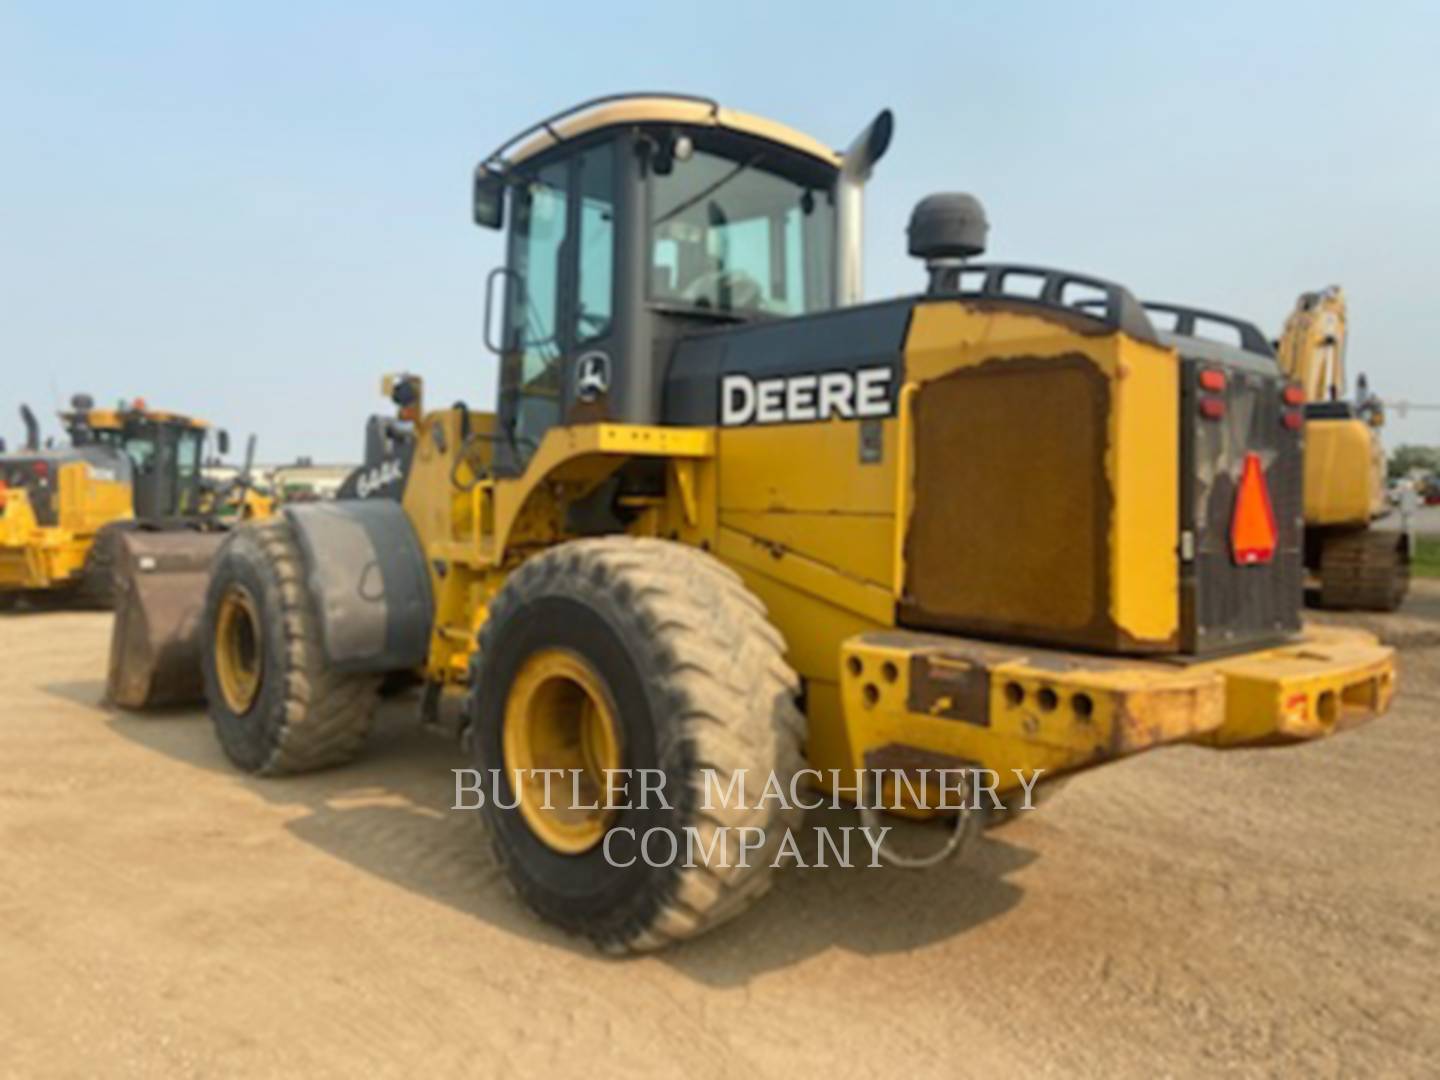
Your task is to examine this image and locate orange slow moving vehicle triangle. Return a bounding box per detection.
[1231,452,1278,565]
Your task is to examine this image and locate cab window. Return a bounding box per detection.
[176,430,203,513]
[500,140,616,459]
[575,142,615,343]
[649,144,834,317]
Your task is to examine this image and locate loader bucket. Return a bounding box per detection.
[106,529,227,709]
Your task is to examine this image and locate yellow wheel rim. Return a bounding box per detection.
[215,584,263,715]
[502,648,623,855]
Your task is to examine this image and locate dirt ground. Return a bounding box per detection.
[2,590,1438,1078]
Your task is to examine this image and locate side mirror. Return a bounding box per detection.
[473,167,505,230]
[218,429,231,456]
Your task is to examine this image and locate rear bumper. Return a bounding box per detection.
[838,625,1394,801]
[1191,624,1395,745]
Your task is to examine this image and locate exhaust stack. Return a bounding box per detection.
[19,404,39,451]
[834,110,894,306]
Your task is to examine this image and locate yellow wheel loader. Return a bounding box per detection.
[1275,287,1408,610]
[0,395,257,609]
[125,94,1394,952]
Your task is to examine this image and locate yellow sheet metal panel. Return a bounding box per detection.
[58,460,132,536]
[402,408,490,592]
[1109,335,1180,643]
[716,526,892,643]
[716,418,897,591]
[720,510,894,590]
[717,419,895,514]
[1304,418,1383,526]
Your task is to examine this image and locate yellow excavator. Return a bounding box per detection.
[1276,287,1408,610]
[112,94,1395,952]
[0,395,270,610]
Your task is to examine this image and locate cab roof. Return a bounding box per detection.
[63,406,209,431]
[487,92,843,173]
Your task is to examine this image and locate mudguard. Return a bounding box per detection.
[284,501,434,673]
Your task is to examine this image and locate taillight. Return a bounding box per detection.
[1231,452,1278,566]
[1282,384,1305,406]
[1281,411,1304,431]
[1198,367,1227,420]
[33,461,48,479]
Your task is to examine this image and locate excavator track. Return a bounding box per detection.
[1316,529,1410,612]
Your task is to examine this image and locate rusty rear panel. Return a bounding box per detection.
[902,353,1110,641]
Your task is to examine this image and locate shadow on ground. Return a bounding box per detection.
[55,679,1034,985]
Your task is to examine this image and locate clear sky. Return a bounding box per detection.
[3,1,1438,462]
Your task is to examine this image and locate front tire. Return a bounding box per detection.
[470,537,805,953]
[201,518,379,775]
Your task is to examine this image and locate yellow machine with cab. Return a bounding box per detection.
[147,95,1393,952]
[1275,286,1408,610]
[0,396,269,610]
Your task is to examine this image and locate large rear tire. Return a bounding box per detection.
[201,518,379,775]
[469,537,805,953]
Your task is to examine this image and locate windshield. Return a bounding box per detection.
[649,144,834,317]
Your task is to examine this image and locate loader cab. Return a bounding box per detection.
[119,416,206,519]
[63,404,209,519]
[476,95,844,474]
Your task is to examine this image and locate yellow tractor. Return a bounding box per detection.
[125,94,1394,951]
[1276,286,1408,610]
[0,395,265,609]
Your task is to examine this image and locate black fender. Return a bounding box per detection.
[284,500,434,673]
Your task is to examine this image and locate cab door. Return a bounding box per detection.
[125,421,170,520]
[494,139,617,474]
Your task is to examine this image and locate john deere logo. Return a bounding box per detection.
[576,351,611,403]
[721,366,893,426]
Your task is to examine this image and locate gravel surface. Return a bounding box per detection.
[2,594,1437,1077]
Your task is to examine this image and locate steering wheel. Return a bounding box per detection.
[576,309,610,335]
[681,268,766,312]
